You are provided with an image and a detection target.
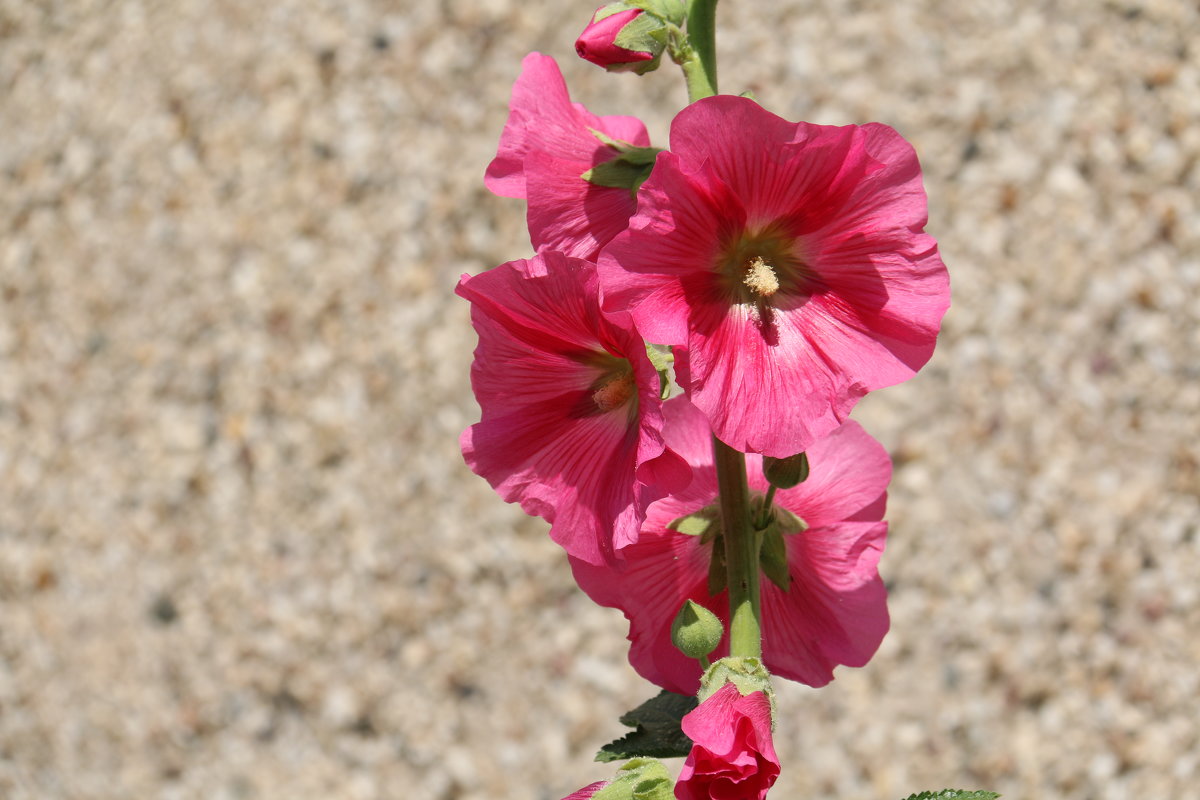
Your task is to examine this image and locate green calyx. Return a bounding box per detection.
[616,0,687,26]
[582,130,663,196]
[698,657,777,727]
[592,758,674,800]
[668,497,806,595]
[671,599,724,660]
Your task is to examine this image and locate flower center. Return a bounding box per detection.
[591,370,636,413]
[742,256,780,298]
[716,223,805,307]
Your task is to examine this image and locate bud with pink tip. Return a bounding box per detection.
[575,2,684,75]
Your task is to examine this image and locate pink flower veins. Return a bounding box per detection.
[598,95,950,457]
[485,52,652,260]
[458,252,689,566]
[571,397,891,693]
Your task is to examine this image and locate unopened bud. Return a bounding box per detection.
[670,599,724,660]
[575,4,670,75]
[762,451,809,489]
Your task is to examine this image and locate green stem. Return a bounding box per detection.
[713,436,762,660]
[756,485,778,530]
[685,0,718,98]
[671,0,718,102]
[680,56,716,103]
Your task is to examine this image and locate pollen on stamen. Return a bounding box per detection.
[743,256,780,298]
[592,372,636,412]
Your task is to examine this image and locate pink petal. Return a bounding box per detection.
[570,525,718,694]
[660,395,716,472]
[680,684,772,757]
[760,419,891,526]
[668,96,876,232]
[676,686,779,800]
[459,253,687,565]
[599,153,746,346]
[676,297,859,458]
[485,53,651,258]
[760,521,890,686]
[526,152,641,260]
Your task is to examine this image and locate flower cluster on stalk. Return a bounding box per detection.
[461,29,949,800]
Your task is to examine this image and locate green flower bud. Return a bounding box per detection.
[762,451,809,489]
[671,599,724,660]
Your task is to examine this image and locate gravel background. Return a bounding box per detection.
[1,1,1198,798]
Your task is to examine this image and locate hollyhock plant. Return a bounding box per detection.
[598,94,951,457]
[465,3,989,798]
[571,397,891,694]
[485,52,657,260]
[676,683,780,800]
[458,251,689,566]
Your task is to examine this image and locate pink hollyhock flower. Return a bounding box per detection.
[458,252,690,566]
[676,683,780,800]
[485,52,655,260]
[598,95,950,458]
[575,7,661,74]
[571,397,891,693]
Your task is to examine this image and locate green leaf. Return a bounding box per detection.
[900,791,1000,800]
[595,691,697,763]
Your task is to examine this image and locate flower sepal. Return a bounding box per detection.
[622,0,686,26]
[698,657,776,725]
[581,132,662,195]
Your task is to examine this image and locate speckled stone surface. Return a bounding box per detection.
[1,1,1197,798]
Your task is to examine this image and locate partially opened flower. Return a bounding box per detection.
[571,397,891,694]
[676,683,780,800]
[459,252,689,566]
[485,52,658,260]
[599,95,950,457]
